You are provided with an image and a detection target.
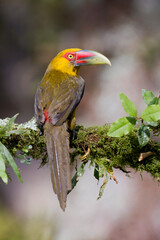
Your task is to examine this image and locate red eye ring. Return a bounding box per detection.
[63,52,76,61]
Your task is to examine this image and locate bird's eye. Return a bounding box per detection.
[68,54,73,59]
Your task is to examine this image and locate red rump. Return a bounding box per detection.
[44,110,50,122]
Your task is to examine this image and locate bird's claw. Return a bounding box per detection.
[38,123,44,135]
[69,129,76,146]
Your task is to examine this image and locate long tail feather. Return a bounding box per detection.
[44,122,72,211]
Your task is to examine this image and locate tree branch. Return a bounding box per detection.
[0,115,160,196]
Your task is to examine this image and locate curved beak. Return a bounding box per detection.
[74,50,111,67]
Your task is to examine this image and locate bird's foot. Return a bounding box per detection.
[38,123,44,135]
[69,129,76,146]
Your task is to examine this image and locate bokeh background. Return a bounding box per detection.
[1,0,160,239]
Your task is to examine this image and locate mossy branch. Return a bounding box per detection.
[1,116,160,187]
[2,88,160,197]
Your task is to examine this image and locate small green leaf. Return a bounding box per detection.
[94,165,99,181]
[0,142,23,183]
[0,113,19,137]
[141,105,160,122]
[108,117,136,137]
[0,153,8,183]
[97,177,108,200]
[7,113,19,127]
[138,124,150,147]
[142,89,156,105]
[146,121,159,127]
[77,163,85,177]
[150,97,159,105]
[71,162,86,190]
[4,113,19,132]
[7,129,26,136]
[20,157,32,165]
[20,159,26,163]
[120,93,137,117]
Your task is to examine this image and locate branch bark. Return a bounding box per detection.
[1,116,160,187]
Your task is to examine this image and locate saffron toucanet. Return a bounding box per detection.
[34,48,111,210]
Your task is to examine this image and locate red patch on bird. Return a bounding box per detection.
[44,110,50,122]
[63,52,76,62]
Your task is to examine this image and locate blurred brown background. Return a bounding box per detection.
[1,0,160,239]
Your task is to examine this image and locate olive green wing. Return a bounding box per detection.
[35,72,85,126]
[48,75,85,126]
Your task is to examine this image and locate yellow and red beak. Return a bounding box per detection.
[74,50,111,67]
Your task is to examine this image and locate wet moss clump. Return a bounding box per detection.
[72,125,160,181]
[1,117,160,184]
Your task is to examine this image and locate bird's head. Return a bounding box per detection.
[46,48,111,75]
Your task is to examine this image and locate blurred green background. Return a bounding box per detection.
[1,0,160,239]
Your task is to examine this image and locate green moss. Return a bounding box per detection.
[1,118,160,186]
[0,128,47,166]
[71,125,160,181]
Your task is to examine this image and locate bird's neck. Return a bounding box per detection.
[45,58,80,76]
